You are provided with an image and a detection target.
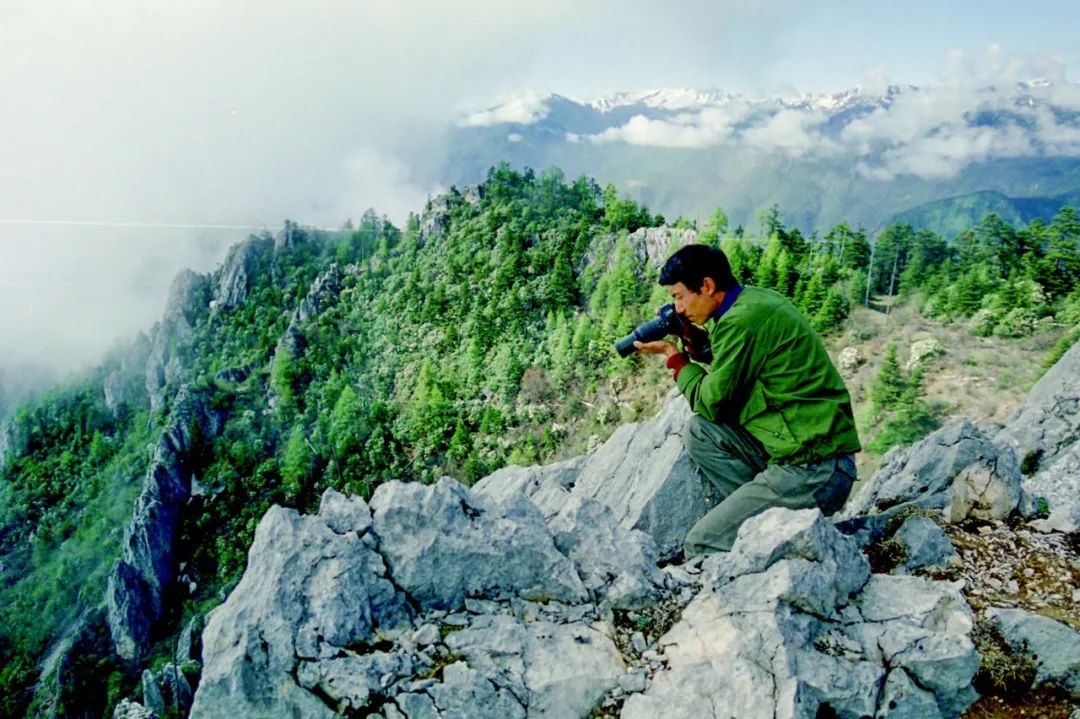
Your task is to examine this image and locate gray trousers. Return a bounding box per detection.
[683,415,856,557]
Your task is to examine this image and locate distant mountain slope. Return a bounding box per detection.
[434,83,1080,233]
[892,189,1080,238]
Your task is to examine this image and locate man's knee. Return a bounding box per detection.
[683,414,717,462]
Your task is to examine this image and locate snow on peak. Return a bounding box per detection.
[584,88,736,113]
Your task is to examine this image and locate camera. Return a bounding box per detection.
[614,304,712,363]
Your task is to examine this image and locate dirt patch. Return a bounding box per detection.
[962,686,1076,719]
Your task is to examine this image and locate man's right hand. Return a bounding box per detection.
[633,340,679,358]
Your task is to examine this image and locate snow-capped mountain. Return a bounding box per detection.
[437,82,1080,234]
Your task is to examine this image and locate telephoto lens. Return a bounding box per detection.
[614,304,681,357]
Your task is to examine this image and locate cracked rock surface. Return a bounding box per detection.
[843,419,1022,523]
[996,340,1080,532]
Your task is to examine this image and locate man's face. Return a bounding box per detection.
[666,280,722,326]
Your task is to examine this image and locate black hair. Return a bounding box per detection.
[659,244,737,292]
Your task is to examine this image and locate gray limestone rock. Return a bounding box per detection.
[370,478,588,610]
[112,700,156,719]
[475,391,719,561]
[141,670,165,717]
[988,607,1080,698]
[892,515,958,574]
[213,235,273,312]
[626,226,698,270]
[103,332,152,416]
[107,386,226,661]
[623,508,977,719]
[297,650,414,712]
[877,668,944,719]
[472,456,586,519]
[443,614,624,718]
[176,614,202,664]
[996,340,1080,532]
[426,661,526,719]
[706,507,870,615]
[548,495,666,609]
[844,419,1022,523]
[154,663,193,716]
[189,505,412,717]
[318,486,373,535]
[145,270,210,411]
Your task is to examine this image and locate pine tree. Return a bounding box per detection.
[870,344,906,413]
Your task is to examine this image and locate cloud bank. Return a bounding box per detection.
[576,50,1080,180]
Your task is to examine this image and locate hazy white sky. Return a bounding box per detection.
[1,0,1078,382]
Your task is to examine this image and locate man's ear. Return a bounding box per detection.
[700,277,717,296]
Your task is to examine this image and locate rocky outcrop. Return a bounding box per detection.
[843,419,1022,524]
[475,391,718,560]
[111,700,155,719]
[212,235,273,312]
[191,490,414,717]
[627,226,698,270]
[103,332,152,416]
[625,508,978,719]
[996,340,1080,532]
[580,226,698,280]
[905,337,944,371]
[194,491,982,718]
[369,479,588,608]
[890,515,959,575]
[191,480,665,717]
[106,386,226,662]
[987,608,1080,698]
[145,269,211,412]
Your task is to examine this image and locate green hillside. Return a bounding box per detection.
[1,165,1079,717]
[892,189,1080,238]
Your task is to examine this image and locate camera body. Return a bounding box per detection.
[614,304,713,363]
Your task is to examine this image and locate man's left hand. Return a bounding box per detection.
[634,340,679,357]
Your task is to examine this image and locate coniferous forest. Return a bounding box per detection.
[1,164,1079,716]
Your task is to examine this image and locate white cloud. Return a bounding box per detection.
[588,107,740,149]
[459,92,552,127]
[741,108,833,157]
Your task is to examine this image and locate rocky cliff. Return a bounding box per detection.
[129,342,1080,718]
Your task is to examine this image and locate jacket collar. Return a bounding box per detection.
[709,284,743,322]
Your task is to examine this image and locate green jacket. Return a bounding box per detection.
[675,285,861,465]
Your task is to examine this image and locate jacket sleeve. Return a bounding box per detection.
[675,321,753,422]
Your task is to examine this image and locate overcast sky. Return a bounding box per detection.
[2,0,1079,386]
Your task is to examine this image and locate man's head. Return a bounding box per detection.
[659,244,737,325]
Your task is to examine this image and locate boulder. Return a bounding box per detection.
[190,499,412,718]
[474,391,719,560]
[905,338,944,372]
[547,495,666,609]
[441,614,625,718]
[369,478,588,610]
[838,346,862,375]
[112,700,155,719]
[891,515,958,574]
[623,507,978,719]
[472,456,586,519]
[843,419,1022,523]
[996,340,1080,532]
[987,607,1080,698]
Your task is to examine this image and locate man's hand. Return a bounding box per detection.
[634,340,679,358]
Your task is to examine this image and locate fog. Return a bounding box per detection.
[2,0,1077,400]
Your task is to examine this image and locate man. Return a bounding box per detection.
[634,244,861,557]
